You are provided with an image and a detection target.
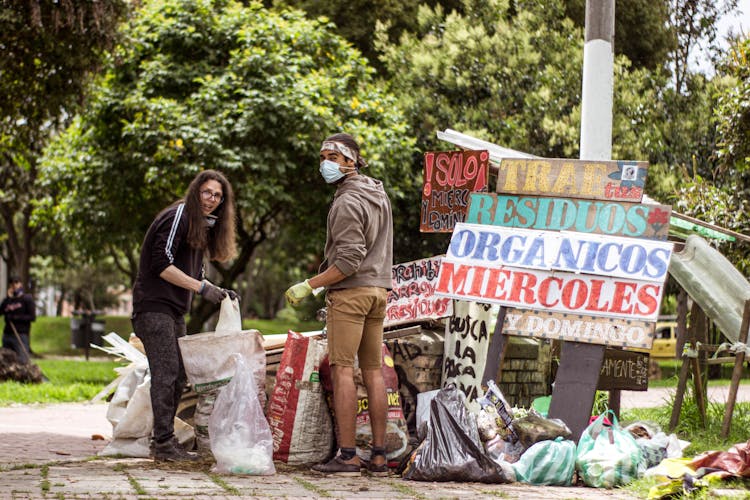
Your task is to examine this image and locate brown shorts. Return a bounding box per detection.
[325,286,387,369]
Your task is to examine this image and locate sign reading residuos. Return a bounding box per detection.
[385,256,453,328]
[420,150,489,232]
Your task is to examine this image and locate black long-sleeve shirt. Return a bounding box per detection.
[132,202,203,319]
[1,291,36,335]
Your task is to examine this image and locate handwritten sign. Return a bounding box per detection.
[467,193,671,240]
[386,257,453,327]
[496,159,648,202]
[442,300,493,403]
[598,349,649,391]
[447,223,673,282]
[421,150,489,232]
[502,309,655,349]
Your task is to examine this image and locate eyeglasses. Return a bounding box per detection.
[200,190,224,202]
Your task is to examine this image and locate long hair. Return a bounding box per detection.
[183,170,237,262]
[324,132,368,170]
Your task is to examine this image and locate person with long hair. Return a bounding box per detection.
[132,169,238,462]
[286,133,393,476]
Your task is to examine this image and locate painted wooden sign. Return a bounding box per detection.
[385,256,453,327]
[496,159,648,202]
[501,308,655,349]
[442,300,493,404]
[598,348,649,391]
[467,192,671,240]
[421,150,490,232]
[446,223,673,282]
[435,260,665,321]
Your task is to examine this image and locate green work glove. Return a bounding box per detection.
[285,280,313,305]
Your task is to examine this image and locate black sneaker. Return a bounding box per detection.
[311,456,361,476]
[366,460,389,477]
[153,438,199,462]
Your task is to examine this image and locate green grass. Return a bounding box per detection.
[621,397,750,497]
[18,315,322,359]
[0,359,125,405]
[0,314,322,405]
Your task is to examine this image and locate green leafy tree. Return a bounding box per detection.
[564,0,675,71]
[0,1,127,286]
[672,37,750,273]
[269,0,463,70]
[38,0,414,330]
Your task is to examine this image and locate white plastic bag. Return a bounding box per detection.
[209,354,275,475]
[215,297,242,333]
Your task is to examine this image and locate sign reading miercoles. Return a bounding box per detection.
[434,223,671,321]
[421,150,490,232]
[502,308,655,349]
[467,193,671,240]
[496,159,648,202]
[385,257,453,327]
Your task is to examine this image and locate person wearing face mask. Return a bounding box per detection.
[132,169,239,462]
[285,133,393,476]
[1,276,36,364]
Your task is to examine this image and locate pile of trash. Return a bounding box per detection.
[93,301,750,496]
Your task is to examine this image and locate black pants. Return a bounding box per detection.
[2,331,30,364]
[132,312,187,444]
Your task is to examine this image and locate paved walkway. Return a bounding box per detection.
[0,402,641,499]
[4,385,750,499]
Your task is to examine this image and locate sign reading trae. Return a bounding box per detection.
[496,159,648,202]
[421,150,489,232]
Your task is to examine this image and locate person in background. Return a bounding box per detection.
[285,133,393,476]
[132,170,238,462]
[0,276,36,364]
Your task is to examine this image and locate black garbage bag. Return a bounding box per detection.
[402,384,510,483]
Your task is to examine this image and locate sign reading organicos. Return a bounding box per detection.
[496,159,648,202]
[434,222,672,322]
[421,150,489,232]
[385,256,453,327]
[467,193,671,240]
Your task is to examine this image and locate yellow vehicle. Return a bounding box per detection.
[630,319,679,359]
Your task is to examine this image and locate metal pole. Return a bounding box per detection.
[580,0,614,160]
[548,0,615,441]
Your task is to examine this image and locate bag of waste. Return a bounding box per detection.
[267,331,334,465]
[179,297,265,453]
[576,410,642,488]
[513,413,571,449]
[513,437,576,486]
[402,384,510,483]
[209,353,275,475]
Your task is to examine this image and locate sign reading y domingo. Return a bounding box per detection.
[467,193,671,240]
[434,222,673,321]
[502,309,656,349]
[385,256,453,327]
[421,150,489,232]
[496,158,648,202]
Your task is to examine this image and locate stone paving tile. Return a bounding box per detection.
[46,463,134,496]
[133,468,225,496]
[0,468,40,497]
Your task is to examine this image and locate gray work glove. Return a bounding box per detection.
[225,289,240,302]
[199,280,227,304]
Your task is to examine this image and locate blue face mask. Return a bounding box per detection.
[319,159,346,184]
